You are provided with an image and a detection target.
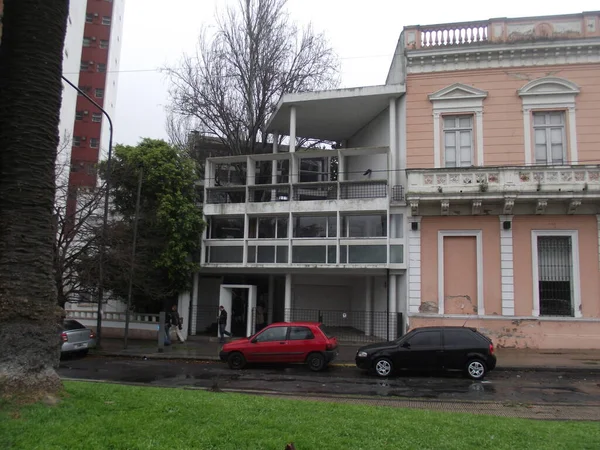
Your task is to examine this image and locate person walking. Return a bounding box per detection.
[218,305,232,344]
[170,304,186,343]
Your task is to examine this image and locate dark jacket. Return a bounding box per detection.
[218,309,227,325]
[170,310,181,327]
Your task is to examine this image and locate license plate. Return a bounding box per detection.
[74,343,88,349]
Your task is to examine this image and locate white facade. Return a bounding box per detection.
[57,0,87,168]
[193,84,411,342]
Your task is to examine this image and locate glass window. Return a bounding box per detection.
[258,218,275,238]
[443,115,473,168]
[210,217,244,239]
[276,246,288,263]
[102,16,111,26]
[390,245,403,264]
[343,215,387,237]
[95,88,104,98]
[209,246,243,263]
[99,40,109,49]
[533,112,566,165]
[292,246,326,263]
[408,331,442,348]
[82,37,91,47]
[293,215,336,238]
[277,217,288,238]
[75,111,84,120]
[90,138,99,148]
[299,157,329,182]
[73,136,82,147]
[347,245,386,264]
[85,13,93,23]
[80,61,89,71]
[327,246,336,264]
[289,327,315,340]
[92,113,102,123]
[257,246,275,263]
[391,214,403,238]
[256,326,288,342]
[97,63,106,73]
[444,329,482,347]
[63,320,86,330]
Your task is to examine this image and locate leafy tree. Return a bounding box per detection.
[0,0,69,401]
[84,139,205,312]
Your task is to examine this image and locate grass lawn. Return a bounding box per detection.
[1,381,599,450]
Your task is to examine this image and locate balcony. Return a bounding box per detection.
[406,165,600,216]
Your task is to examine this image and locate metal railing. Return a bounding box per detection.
[339,180,387,199]
[206,186,246,204]
[248,184,291,203]
[292,182,338,201]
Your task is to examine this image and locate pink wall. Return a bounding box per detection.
[406,64,600,168]
[512,215,600,318]
[420,216,502,315]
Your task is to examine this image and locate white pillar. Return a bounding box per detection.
[271,133,278,201]
[388,274,397,340]
[243,214,249,264]
[500,215,515,316]
[408,217,422,313]
[365,276,373,336]
[337,149,345,182]
[190,272,199,335]
[268,275,274,324]
[389,98,397,186]
[289,106,296,153]
[284,273,292,321]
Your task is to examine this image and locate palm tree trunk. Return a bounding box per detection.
[0,0,69,401]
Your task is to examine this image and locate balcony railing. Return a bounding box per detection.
[407,165,600,197]
[206,180,395,204]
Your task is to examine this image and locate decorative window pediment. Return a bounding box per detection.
[518,77,580,98]
[428,83,488,102]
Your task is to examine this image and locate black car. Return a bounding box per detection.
[355,326,496,380]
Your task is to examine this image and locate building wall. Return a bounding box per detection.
[57,0,87,167]
[512,215,600,318]
[420,216,502,316]
[405,64,600,168]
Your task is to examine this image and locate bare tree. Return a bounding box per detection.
[53,139,105,308]
[165,0,340,157]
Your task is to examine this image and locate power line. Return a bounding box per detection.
[62,53,396,75]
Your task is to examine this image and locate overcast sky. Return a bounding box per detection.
[113,0,599,145]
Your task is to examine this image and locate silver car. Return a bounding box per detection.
[61,319,96,355]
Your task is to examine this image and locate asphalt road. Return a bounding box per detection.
[58,354,600,406]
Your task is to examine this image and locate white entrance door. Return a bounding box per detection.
[218,284,257,338]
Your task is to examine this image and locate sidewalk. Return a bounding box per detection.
[91,336,600,372]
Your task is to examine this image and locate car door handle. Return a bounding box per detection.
[279,341,286,344]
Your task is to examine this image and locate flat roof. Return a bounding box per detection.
[266,84,405,141]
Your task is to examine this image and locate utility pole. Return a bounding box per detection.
[124,165,143,348]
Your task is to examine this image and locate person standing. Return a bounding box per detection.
[255,303,266,333]
[170,304,186,343]
[218,305,232,344]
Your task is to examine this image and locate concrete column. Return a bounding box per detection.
[365,276,374,336]
[271,133,278,201]
[284,273,292,321]
[190,272,199,335]
[388,273,397,340]
[337,149,345,182]
[268,274,274,324]
[389,98,397,187]
[289,106,296,153]
[243,214,249,264]
[408,217,422,313]
[247,155,255,185]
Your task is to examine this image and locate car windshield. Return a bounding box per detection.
[318,324,333,338]
[63,320,86,330]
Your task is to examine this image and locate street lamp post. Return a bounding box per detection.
[61,75,113,348]
[124,164,143,349]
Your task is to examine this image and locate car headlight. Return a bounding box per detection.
[357,351,368,358]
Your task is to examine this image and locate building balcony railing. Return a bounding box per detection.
[205,180,400,205]
[406,165,600,198]
[407,20,490,49]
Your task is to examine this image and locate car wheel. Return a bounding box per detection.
[227,352,246,370]
[307,352,326,372]
[465,359,486,380]
[374,357,393,377]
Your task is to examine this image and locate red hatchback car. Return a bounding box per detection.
[219,322,338,371]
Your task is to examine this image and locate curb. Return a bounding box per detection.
[90,351,600,373]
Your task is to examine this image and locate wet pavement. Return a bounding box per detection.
[58,354,600,407]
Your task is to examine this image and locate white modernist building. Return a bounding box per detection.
[186,83,411,342]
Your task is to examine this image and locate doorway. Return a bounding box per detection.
[218,284,257,338]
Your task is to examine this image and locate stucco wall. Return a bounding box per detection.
[420,216,502,315]
[347,108,390,148]
[512,215,600,318]
[405,64,600,168]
